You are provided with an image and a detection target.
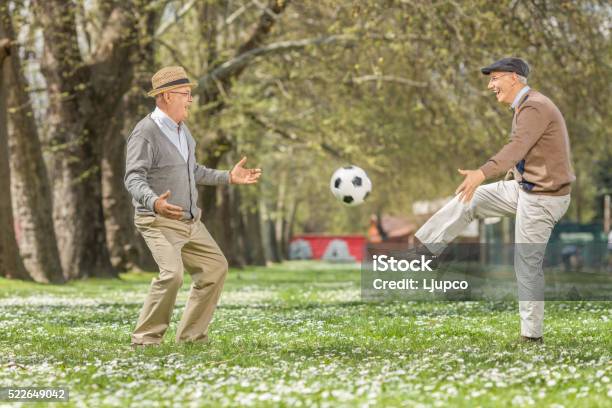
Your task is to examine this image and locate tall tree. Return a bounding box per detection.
[194,0,291,264]
[0,8,63,283]
[32,0,146,278]
[101,6,160,272]
[0,37,28,280]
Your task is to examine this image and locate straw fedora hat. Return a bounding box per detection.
[147,66,197,97]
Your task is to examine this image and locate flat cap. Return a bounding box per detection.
[481,57,530,77]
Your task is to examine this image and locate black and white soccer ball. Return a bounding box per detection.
[329,165,372,206]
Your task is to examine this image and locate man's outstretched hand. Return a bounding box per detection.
[154,190,184,220]
[455,169,485,203]
[230,157,262,185]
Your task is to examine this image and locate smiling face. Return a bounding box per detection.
[157,85,193,124]
[487,71,523,105]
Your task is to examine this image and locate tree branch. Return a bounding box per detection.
[250,0,281,21]
[236,0,289,55]
[246,111,344,159]
[156,38,197,78]
[87,3,160,111]
[32,0,88,93]
[199,35,354,97]
[90,5,137,66]
[348,75,427,87]
[198,0,291,108]
[154,0,198,38]
[218,1,255,31]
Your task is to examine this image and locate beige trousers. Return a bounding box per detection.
[131,213,228,345]
[416,180,570,338]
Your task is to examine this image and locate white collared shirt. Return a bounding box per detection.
[511,85,530,110]
[151,107,188,162]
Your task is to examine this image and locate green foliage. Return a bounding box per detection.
[32,0,612,234]
[156,0,611,232]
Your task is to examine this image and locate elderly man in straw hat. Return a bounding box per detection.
[125,66,262,346]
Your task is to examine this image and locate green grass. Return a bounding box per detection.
[0,261,610,407]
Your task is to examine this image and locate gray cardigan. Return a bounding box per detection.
[124,115,230,220]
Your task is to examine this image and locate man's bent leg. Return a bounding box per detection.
[415,181,520,255]
[176,220,228,343]
[132,215,186,345]
[515,192,570,338]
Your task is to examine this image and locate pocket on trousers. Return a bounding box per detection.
[134,214,157,229]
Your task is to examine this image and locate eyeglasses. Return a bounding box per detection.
[489,73,511,82]
[169,91,193,99]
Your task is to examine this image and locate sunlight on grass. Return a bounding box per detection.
[0,261,610,407]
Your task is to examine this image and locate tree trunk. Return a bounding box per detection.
[33,0,144,278]
[274,170,287,260]
[194,1,290,265]
[242,197,267,266]
[260,198,281,263]
[101,9,159,272]
[201,184,221,236]
[0,14,64,283]
[284,198,299,256]
[230,187,248,267]
[101,108,140,271]
[198,130,233,260]
[219,185,245,268]
[0,38,28,280]
[49,121,115,279]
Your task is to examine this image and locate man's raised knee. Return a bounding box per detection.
[467,186,487,215]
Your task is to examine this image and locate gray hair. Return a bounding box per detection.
[517,75,528,84]
[155,93,165,106]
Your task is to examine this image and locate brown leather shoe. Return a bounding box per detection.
[520,336,543,343]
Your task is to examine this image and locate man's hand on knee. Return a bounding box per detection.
[455,169,486,203]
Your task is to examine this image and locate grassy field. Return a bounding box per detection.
[0,261,610,407]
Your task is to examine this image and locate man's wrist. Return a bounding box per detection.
[479,164,492,180]
[148,195,160,214]
[477,169,486,182]
[228,171,233,184]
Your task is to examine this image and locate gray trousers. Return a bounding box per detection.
[415,180,570,337]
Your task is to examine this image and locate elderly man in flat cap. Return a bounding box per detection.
[125,66,262,346]
[414,57,574,343]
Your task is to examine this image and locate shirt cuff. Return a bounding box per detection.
[146,194,160,213]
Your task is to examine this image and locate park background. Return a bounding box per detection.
[0,1,610,407]
[0,0,610,281]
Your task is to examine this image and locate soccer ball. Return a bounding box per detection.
[329,165,372,206]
